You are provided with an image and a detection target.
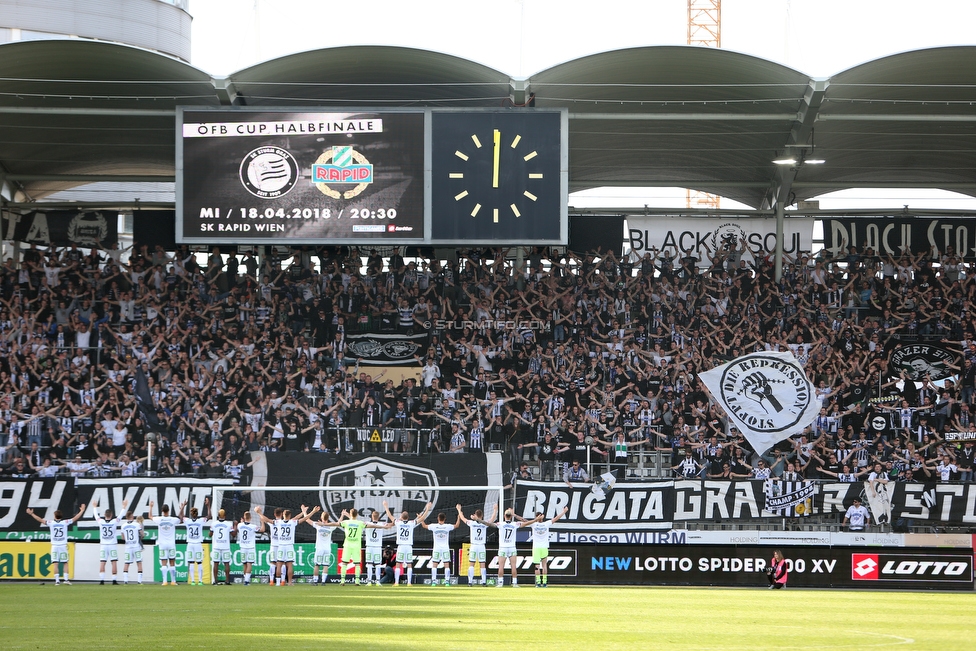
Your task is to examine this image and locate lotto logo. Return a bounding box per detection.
[852,554,879,580]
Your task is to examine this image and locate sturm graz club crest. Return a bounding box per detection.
[66,211,109,245]
[889,344,958,382]
[383,339,421,359]
[718,354,813,433]
[239,146,299,198]
[346,337,421,362]
[319,457,438,534]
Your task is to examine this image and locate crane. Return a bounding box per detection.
[686,0,722,210]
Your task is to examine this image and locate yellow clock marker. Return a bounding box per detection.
[454,190,469,201]
[493,208,499,223]
[455,150,469,161]
[510,134,521,148]
[449,173,464,179]
[510,204,521,218]
[529,173,544,179]
[524,191,537,201]
[471,134,482,148]
[523,151,538,161]
[492,129,500,188]
[471,203,482,217]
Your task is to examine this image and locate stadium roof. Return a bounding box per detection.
[2,39,976,209]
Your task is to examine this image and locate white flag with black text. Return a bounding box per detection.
[699,351,820,454]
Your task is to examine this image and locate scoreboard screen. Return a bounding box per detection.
[176,107,567,245]
[178,109,426,244]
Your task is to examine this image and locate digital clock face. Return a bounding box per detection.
[430,111,565,244]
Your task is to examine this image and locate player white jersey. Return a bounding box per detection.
[211,520,234,550]
[468,521,489,547]
[270,520,283,546]
[497,521,519,549]
[47,520,69,547]
[237,522,257,549]
[96,515,120,545]
[429,523,453,552]
[279,520,296,546]
[530,521,551,548]
[184,518,206,544]
[312,523,336,549]
[365,524,384,548]
[155,516,180,547]
[395,520,419,547]
[120,521,142,549]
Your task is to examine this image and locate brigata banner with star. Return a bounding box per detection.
[699,351,820,454]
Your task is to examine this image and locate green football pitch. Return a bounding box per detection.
[1,582,972,651]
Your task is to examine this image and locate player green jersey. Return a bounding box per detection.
[341,520,365,548]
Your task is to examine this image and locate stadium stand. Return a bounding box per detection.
[0,240,972,491]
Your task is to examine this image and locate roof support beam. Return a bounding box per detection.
[569,180,976,190]
[570,112,799,121]
[510,79,530,106]
[6,174,174,183]
[4,201,173,209]
[0,107,176,117]
[763,78,828,279]
[213,76,242,106]
[818,114,976,122]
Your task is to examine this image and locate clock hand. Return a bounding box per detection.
[492,129,500,189]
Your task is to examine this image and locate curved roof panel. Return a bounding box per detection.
[0,40,213,197]
[1,41,975,209]
[531,46,812,206]
[790,47,976,202]
[230,46,512,107]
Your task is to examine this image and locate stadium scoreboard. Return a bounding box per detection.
[177,107,568,245]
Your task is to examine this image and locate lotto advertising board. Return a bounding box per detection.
[568,545,973,590]
[179,109,426,244]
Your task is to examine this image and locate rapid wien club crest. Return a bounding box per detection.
[319,457,438,530]
[312,146,374,199]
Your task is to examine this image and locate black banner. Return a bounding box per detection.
[823,216,976,258]
[346,333,427,365]
[945,432,976,442]
[260,452,498,533]
[516,480,976,529]
[569,215,625,256]
[888,343,960,381]
[890,482,976,525]
[0,479,76,531]
[73,478,233,525]
[4,210,118,246]
[263,451,492,487]
[132,210,176,251]
[566,544,973,590]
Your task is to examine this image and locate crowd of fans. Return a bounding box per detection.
[0,237,974,485]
